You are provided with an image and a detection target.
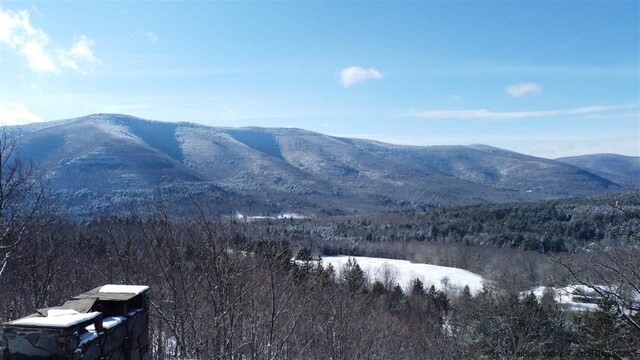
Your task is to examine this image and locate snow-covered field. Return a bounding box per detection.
[318,255,485,294]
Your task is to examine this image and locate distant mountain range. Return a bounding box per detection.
[7,114,638,217]
[556,154,640,187]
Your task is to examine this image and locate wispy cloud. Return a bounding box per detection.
[0,103,41,125]
[58,35,99,72]
[99,66,253,79]
[506,82,542,97]
[145,31,159,44]
[0,8,57,72]
[339,66,383,87]
[0,8,98,73]
[412,103,636,120]
[424,63,639,78]
[584,112,640,120]
[29,5,43,17]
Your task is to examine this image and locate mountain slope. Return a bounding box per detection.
[556,154,640,187]
[9,114,623,216]
[14,115,237,216]
[334,139,618,196]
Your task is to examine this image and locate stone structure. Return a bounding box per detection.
[1,285,150,360]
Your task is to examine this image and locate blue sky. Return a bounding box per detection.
[1,1,638,158]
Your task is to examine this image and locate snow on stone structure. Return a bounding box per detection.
[99,285,149,295]
[1,284,150,359]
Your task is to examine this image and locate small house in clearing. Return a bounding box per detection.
[568,285,603,304]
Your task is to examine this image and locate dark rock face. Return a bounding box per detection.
[8,114,626,217]
[1,285,151,360]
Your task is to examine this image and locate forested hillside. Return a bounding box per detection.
[237,193,640,257]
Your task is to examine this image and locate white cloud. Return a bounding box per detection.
[19,38,58,72]
[145,31,159,44]
[506,82,543,97]
[58,35,99,72]
[450,95,462,101]
[414,103,636,120]
[0,8,98,73]
[0,8,58,72]
[339,66,383,87]
[0,103,42,125]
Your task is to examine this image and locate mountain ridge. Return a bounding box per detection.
[556,153,640,186]
[7,114,627,217]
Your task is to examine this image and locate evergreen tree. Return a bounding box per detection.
[539,287,557,310]
[314,263,333,288]
[460,285,473,304]
[372,280,386,296]
[410,278,425,297]
[340,258,367,293]
[579,299,640,358]
[389,285,407,313]
[296,247,313,261]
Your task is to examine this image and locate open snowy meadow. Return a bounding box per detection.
[318,255,486,294]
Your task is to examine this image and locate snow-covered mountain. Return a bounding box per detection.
[556,153,640,187]
[8,114,624,217]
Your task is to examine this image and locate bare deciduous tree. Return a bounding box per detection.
[0,129,49,278]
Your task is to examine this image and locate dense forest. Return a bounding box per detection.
[244,193,640,255]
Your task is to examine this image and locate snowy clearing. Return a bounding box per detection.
[318,255,485,294]
[235,212,308,221]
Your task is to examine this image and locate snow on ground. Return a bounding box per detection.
[319,255,485,294]
[278,213,308,219]
[235,212,308,221]
[12,311,100,328]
